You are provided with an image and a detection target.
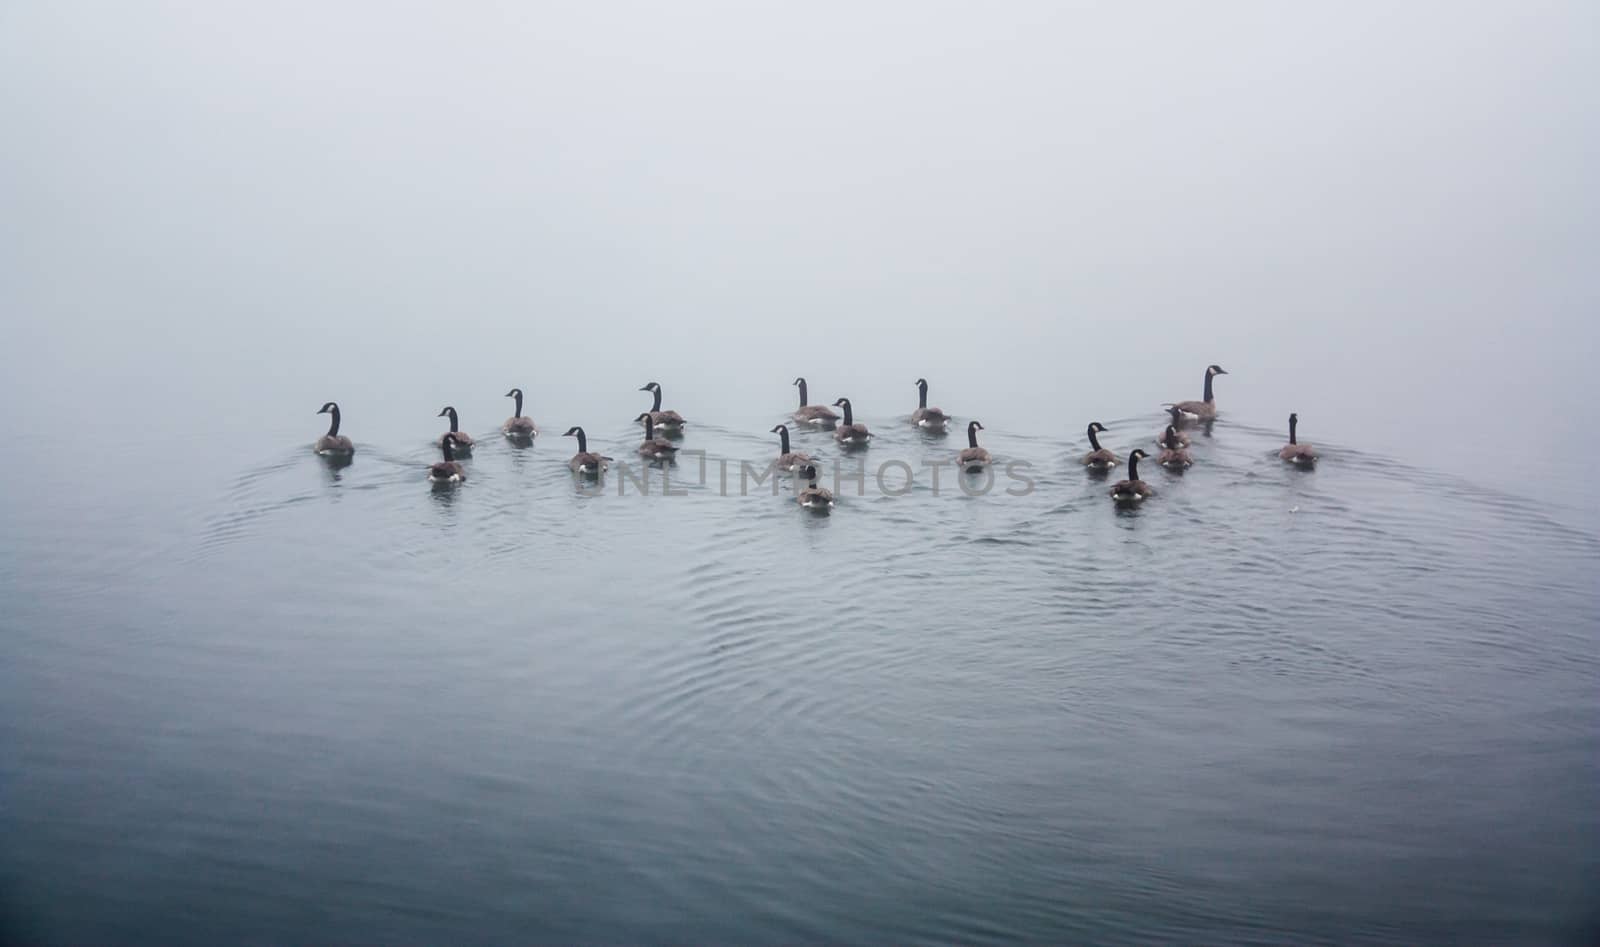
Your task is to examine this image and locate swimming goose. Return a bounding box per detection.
[564,426,612,475]
[1156,423,1191,450]
[1166,365,1227,423]
[313,402,354,455]
[502,388,538,439]
[795,463,835,510]
[436,406,475,450]
[1279,413,1318,466]
[958,420,991,470]
[1082,422,1118,470]
[770,423,812,472]
[792,377,839,425]
[912,378,950,430]
[1157,446,1193,469]
[1109,449,1155,503]
[634,413,680,462]
[831,398,871,446]
[638,382,686,430]
[428,434,467,484]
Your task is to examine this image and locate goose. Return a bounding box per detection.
[831,398,871,446]
[1109,449,1155,503]
[638,382,686,431]
[1081,422,1119,470]
[770,423,812,472]
[313,402,354,455]
[1157,446,1193,469]
[428,433,467,484]
[958,420,991,470]
[502,388,538,439]
[795,463,835,510]
[634,413,680,462]
[564,426,612,475]
[1156,423,1191,450]
[792,377,839,425]
[911,378,950,430]
[1279,412,1318,466]
[436,406,475,450]
[1166,364,1228,423]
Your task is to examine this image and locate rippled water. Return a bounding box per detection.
[2,399,1596,945]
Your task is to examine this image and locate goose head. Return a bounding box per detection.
[639,382,661,393]
[317,402,338,415]
[505,388,522,399]
[1207,364,1228,377]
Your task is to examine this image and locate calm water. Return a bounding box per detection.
[2,387,1596,945]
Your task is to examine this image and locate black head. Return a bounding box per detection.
[1165,425,1179,437]
[437,406,456,418]
[915,378,928,388]
[770,424,788,435]
[792,377,805,386]
[505,388,522,399]
[1166,405,1183,420]
[563,426,583,438]
[969,420,984,432]
[1207,364,1228,376]
[832,397,851,408]
[441,433,458,447]
[1289,412,1299,424]
[1088,421,1107,434]
[634,413,652,424]
[317,402,338,414]
[639,382,660,393]
[1128,449,1149,461]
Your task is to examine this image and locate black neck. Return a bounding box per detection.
[446,409,460,433]
[1288,417,1298,444]
[512,392,523,418]
[326,407,340,437]
[1087,426,1101,451]
[796,380,808,408]
[839,401,853,426]
[968,423,980,448]
[1202,372,1214,403]
[642,416,655,441]
[1128,454,1141,480]
[918,384,928,409]
[574,430,587,453]
[441,438,455,462]
[776,427,790,453]
[651,388,663,412]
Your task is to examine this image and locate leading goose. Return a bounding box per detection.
[1109,449,1155,504]
[634,413,680,462]
[1279,412,1318,466]
[564,426,612,475]
[771,423,812,472]
[912,378,950,430]
[313,402,354,455]
[958,420,991,470]
[1082,422,1118,470]
[638,382,686,431]
[1167,364,1228,423]
[502,388,538,439]
[831,398,871,446]
[795,463,835,510]
[428,434,467,484]
[436,406,475,451]
[792,377,839,425]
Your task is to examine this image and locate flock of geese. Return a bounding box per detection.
[312,365,1319,511]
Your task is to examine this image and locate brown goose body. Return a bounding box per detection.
[1168,364,1227,423]
[794,464,834,510]
[1081,422,1118,470]
[313,402,355,455]
[428,434,467,483]
[770,424,813,472]
[831,398,871,446]
[1279,413,1318,465]
[958,420,991,469]
[502,388,539,438]
[634,413,680,461]
[639,383,686,431]
[436,406,475,450]
[564,427,611,475]
[1157,447,1193,469]
[1110,450,1155,503]
[792,378,839,425]
[911,378,950,430]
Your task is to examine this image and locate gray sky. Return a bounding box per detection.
[2,1,1596,506]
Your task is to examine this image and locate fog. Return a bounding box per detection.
[2,1,1596,516]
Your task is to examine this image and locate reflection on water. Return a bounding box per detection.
[1,409,1596,946]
